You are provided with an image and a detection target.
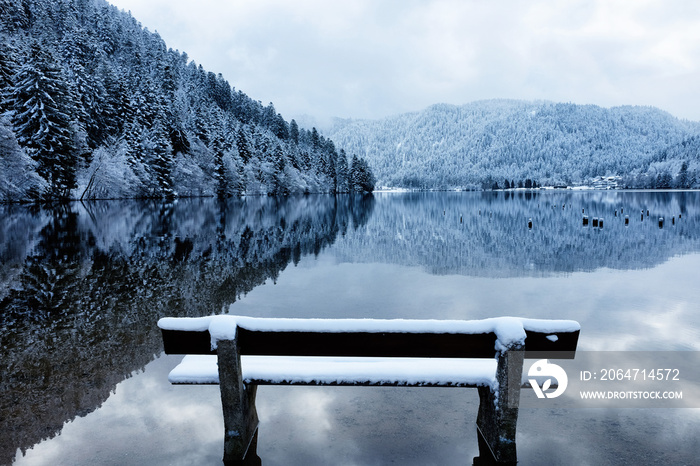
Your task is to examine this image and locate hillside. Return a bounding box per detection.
[323,100,700,189]
[0,0,374,201]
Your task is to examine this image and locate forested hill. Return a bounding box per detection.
[0,0,375,202]
[323,100,700,190]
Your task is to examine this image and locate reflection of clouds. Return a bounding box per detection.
[255,386,480,465]
[261,387,334,439]
[14,355,700,465]
[233,252,700,352]
[257,387,360,465]
[14,356,224,466]
[574,254,700,351]
[517,408,700,465]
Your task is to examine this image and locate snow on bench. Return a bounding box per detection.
[168,355,499,386]
[158,315,580,464]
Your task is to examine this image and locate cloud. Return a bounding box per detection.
[108,0,700,121]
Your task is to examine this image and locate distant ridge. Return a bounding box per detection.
[323,100,700,189]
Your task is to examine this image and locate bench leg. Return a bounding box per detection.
[476,346,523,464]
[218,339,259,462]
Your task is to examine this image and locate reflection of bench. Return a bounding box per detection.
[159,315,579,464]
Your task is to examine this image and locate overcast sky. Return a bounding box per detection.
[107,0,700,122]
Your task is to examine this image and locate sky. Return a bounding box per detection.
[107,0,700,122]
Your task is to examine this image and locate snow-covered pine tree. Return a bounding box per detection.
[0,115,46,200]
[676,161,689,189]
[236,125,252,164]
[265,143,283,195]
[0,42,18,113]
[324,140,337,192]
[148,120,175,198]
[289,119,299,144]
[336,149,350,193]
[212,132,227,199]
[349,154,375,193]
[10,41,77,197]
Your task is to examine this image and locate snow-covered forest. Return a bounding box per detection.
[0,0,375,202]
[323,100,700,190]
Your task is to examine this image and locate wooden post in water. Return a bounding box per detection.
[625,215,629,226]
[592,217,599,227]
[659,217,664,229]
[528,218,533,229]
[583,215,589,226]
[599,218,604,228]
[672,216,675,225]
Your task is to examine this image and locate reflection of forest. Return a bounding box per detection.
[0,195,374,465]
[333,191,700,276]
[1,191,698,464]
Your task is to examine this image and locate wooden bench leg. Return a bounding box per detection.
[476,345,524,464]
[218,339,259,462]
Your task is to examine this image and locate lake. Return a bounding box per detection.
[2,191,700,465]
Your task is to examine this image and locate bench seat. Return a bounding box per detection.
[169,354,498,387]
[159,314,580,464]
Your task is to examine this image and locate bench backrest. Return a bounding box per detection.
[160,316,579,359]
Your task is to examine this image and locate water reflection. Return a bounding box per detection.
[2,191,700,465]
[0,195,373,465]
[333,191,700,276]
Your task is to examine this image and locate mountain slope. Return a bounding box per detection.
[323,100,700,189]
[0,0,374,201]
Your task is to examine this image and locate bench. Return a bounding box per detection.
[158,315,580,464]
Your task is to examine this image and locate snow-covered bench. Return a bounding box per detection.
[158,315,580,464]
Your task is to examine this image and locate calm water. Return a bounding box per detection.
[2,191,700,465]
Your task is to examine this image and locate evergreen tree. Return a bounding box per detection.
[0,42,18,113]
[658,171,672,189]
[289,119,299,144]
[325,141,337,192]
[236,126,252,164]
[311,127,321,149]
[10,42,77,197]
[212,133,227,199]
[676,161,689,189]
[350,154,375,193]
[270,144,287,195]
[147,121,174,198]
[336,149,350,193]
